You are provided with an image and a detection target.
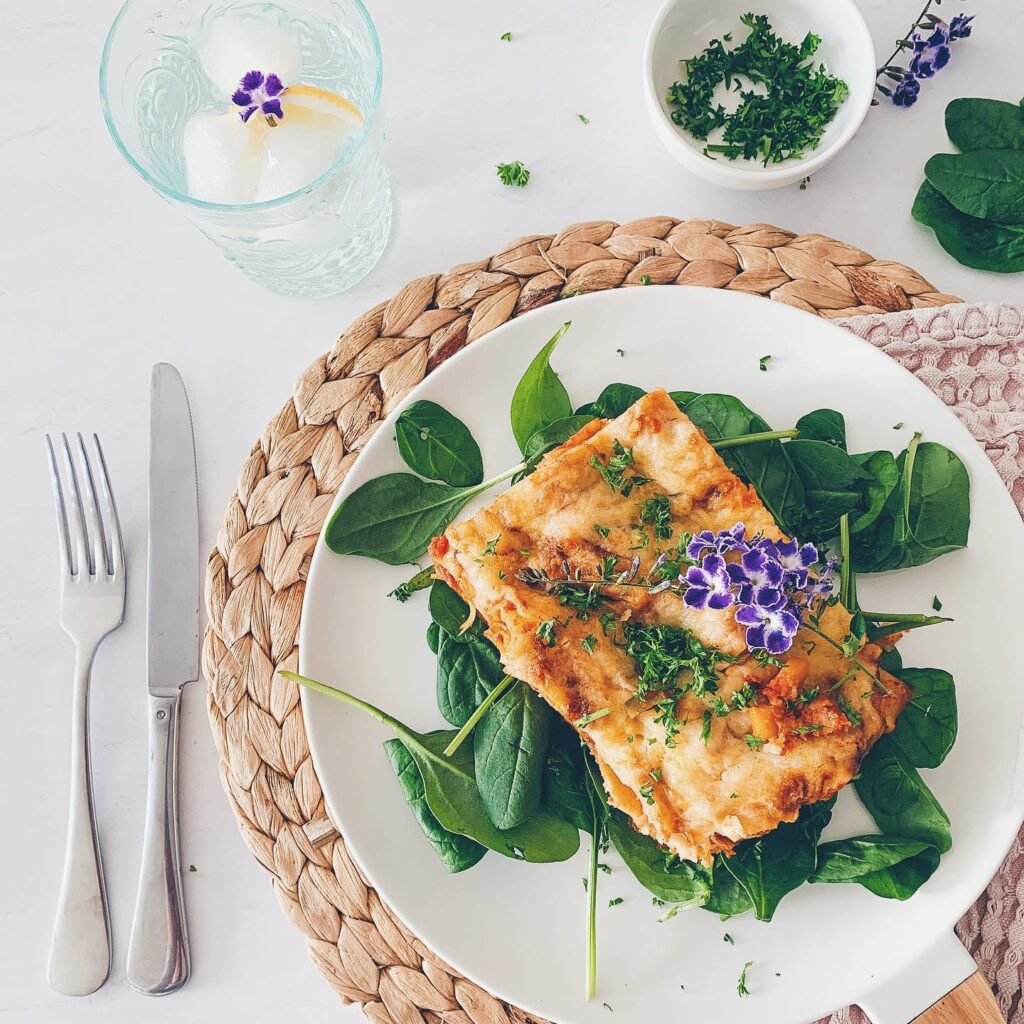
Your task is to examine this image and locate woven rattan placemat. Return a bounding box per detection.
[203,217,962,1024]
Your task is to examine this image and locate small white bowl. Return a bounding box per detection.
[643,0,876,190]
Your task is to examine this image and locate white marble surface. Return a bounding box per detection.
[1,1,1021,1021]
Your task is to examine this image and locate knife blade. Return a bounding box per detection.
[127,362,197,995]
[147,362,199,696]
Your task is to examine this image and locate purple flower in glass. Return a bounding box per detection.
[891,74,920,107]
[232,69,287,123]
[735,547,785,611]
[949,14,974,40]
[735,602,802,655]
[682,554,735,611]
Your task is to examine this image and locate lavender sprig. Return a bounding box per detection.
[874,3,974,109]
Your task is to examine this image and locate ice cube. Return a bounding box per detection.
[197,8,302,97]
[182,110,265,204]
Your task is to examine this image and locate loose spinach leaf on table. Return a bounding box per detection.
[811,835,931,883]
[855,735,951,853]
[946,97,1024,153]
[510,322,574,453]
[395,400,484,487]
[913,181,1024,274]
[684,393,804,532]
[852,439,970,572]
[384,738,487,873]
[856,847,941,900]
[784,439,870,539]
[796,408,846,449]
[849,450,900,534]
[708,798,835,922]
[429,580,486,643]
[541,725,593,834]
[474,680,554,829]
[284,672,580,863]
[891,667,958,770]
[435,627,505,727]
[326,471,515,565]
[607,809,712,905]
[925,150,1024,225]
[576,383,647,418]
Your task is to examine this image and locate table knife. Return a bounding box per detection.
[126,363,198,995]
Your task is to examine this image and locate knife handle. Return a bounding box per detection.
[127,692,190,995]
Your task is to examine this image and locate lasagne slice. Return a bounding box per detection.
[431,389,910,865]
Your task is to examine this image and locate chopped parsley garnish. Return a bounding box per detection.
[599,610,618,636]
[793,723,824,735]
[536,618,558,647]
[700,709,713,745]
[723,932,734,944]
[752,647,784,668]
[594,523,611,539]
[737,961,753,998]
[666,13,849,166]
[500,31,512,41]
[893,421,904,430]
[711,697,730,717]
[478,534,501,561]
[552,581,606,619]
[638,494,673,539]
[577,112,590,124]
[496,160,530,188]
[608,897,623,907]
[581,634,599,655]
[640,274,652,286]
[794,687,820,705]
[759,354,772,372]
[622,622,723,700]
[745,734,766,750]
[188,864,197,873]
[731,683,758,710]
[639,783,655,805]
[650,768,662,782]
[629,525,650,550]
[837,696,862,726]
[616,348,625,357]
[575,707,611,729]
[590,439,651,496]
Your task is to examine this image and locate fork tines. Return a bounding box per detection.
[46,433,124,580]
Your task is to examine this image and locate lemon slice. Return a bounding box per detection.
[252,85,364,203]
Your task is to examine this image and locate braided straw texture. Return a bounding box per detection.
[203,217,961,1024]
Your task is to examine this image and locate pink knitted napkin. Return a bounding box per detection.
[818,303,1024,1024]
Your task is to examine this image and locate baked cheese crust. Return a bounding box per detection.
[431,389,910,865]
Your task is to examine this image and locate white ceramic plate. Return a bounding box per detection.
[300,287,1024,1024]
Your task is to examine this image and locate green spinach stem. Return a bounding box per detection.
[442,675,516,757]
[876,0,934,77]
[866,616,951,642]
[861,611,952,624]
[585,813,599,1001]
[711,428,798,450]
[801,623,890,696]
[838,513,853,610]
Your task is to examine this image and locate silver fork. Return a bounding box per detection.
[45,433,125,997]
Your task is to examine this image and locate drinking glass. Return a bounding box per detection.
[100,0,392,298]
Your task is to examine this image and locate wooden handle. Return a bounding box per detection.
[912,972,1003,1024]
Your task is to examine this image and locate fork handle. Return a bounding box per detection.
[126,692,190,995]
[48,645,111,996]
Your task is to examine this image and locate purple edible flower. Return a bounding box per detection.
[908,31,951,79]
[891,74,921,108]
[949,14,974,40]
[232,69,287,124]
[686,522,749,562]
[682,554,736,611]
[735,602,802,656]
[735,546,785,611]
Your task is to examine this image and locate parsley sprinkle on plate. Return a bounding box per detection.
[496,160,530,187]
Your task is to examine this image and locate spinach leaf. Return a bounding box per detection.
[669,390,700,409]
[811,835,931,883]
[326,467,519,565]
[435,627,505,727]
[542,725,593,833]
[852,439,970,572]
[395,400,483,487]
[891,667,958,769]
[713,798,835,922]
[913,181,1024,274]
[849,450,899,534]
[284,672,580,863]
[946,97,1024,152]
[925,150,1024,225]
[856,847,941,900]
[474,681,554,829]
[523,415,596,464]
[511,322,573,453]
[384,738,487,873]
[429,580,485,643]
[785,439,870,539]
[426,621,440,654]
[796,408,846,449]
[576,383,647,418]
[703,857,755,918]
[607,809,712,905]
[854,735,951,853]
[684,393,804,532]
